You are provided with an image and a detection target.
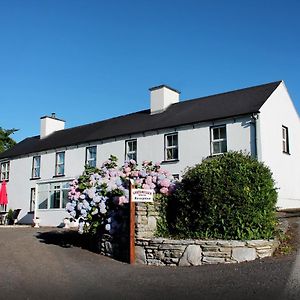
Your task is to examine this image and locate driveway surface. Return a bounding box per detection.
[0,218,299,300]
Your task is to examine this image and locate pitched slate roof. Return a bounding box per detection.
[0,80,281,159]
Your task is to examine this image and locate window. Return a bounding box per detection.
[30,188,36,212]
[32,156,41,178]
[172,174,180,180]
[0,161,10,181]
[165,133,178,161]
[211,125,227,155]
[282,126,290,154]
[55,152,65,176]
[86,146,97,167]
[125,139,137,161]
[37,181,69,210]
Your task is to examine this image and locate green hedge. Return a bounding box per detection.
[161,152,278,240]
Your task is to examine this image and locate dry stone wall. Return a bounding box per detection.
[134,202,279,266]
[135,238,279,266]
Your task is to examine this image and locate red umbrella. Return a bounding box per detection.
[0,181,8,206]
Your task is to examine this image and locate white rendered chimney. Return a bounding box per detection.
[149,85,180,114]
[40,113,65,139]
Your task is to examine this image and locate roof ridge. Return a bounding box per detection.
[176,80,282,105]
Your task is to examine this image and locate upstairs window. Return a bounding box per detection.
[125,139,137,161]
[211,125,227,155]
[86,146,97,167]
[165,133,178,161]
[282,126,290,154]
[0,161,10,181]
[32,156,41,178]
[55,152,65,176]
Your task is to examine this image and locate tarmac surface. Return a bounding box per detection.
[0,217,299,300]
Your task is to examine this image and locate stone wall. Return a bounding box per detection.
[135,238,279,266]
[134,201,280,266]
[96,202,280,266]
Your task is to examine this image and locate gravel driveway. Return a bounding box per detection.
[0,219,299,300]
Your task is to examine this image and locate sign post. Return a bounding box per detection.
[129,181,136,264]
[129,181,154,264]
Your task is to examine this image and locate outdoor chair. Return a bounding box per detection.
[11,209,21,225]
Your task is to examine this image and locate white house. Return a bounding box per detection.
[0,80,299,226]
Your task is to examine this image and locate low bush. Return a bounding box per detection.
[162,152,278,240]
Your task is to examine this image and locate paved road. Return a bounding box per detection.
[0,219,299,300]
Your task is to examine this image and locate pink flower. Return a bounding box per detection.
[142,184,150,190]
[160,178,170,188]
[145,176,153,185]
[160,187,169,195]
[143,160,149,166]
[132,171,139,177]
[124,167,131,173]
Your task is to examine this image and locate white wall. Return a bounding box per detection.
[259,82,300,209]
[3,115,253,226]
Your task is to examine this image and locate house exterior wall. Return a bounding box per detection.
[259,82,300,209]
[2,115,253,226]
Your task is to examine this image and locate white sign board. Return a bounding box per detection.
[132,189,154,202]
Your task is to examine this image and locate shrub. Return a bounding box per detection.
[167,152,278,240]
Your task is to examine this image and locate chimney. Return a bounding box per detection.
[40,113,65,139]
[149,85,180,114]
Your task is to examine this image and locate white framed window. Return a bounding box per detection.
[86,146,97,167]
[32,156,41,178]
[282,126,290,154]
[37,181,69,210]
[0,161,10,181]
[55,152,65,176]
[165,133,178,161]
[125,139,137,161]
[211,125,227,155]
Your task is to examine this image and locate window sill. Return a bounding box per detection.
[282,151,291,155]
[161,159,179,164]
[53,174,65,178]
[0,180,9,183]
[30,177,41,180]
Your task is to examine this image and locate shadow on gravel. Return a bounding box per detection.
[36,229,93,251]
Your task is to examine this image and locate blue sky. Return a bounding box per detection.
[0,0,299,142]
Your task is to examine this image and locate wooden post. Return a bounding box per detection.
[129,182,135,264]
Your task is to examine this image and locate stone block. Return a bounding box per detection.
[218,241,245,247]
[232,247,257,262]
[148,216,157,231]
[147,259,165,266]
[201,245,220,252]
[204,251,231,258]
[178,245,202,266]
[202,257,225,264]
[135,246,147,264]
[246,240,273,247]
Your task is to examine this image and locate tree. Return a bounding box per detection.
[0,127,18,153]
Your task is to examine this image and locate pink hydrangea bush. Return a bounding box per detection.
[66,155,176,236]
